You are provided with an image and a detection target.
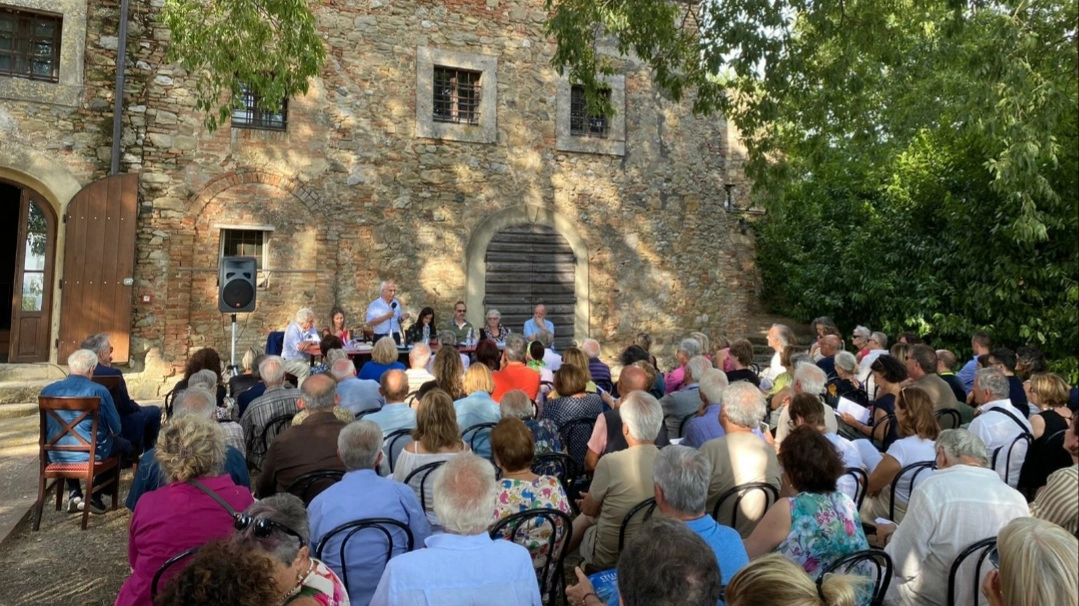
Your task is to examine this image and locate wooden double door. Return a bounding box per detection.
[2,174,138,364]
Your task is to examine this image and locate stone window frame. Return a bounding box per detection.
[0,0,84,107]
[556,73,626,156]
[0,6,63,82]
[415,46,497,144]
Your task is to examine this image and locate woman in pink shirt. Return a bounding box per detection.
[116,415,253,606]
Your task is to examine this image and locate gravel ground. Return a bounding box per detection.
[0,474,132,606]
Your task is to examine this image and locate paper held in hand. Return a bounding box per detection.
[837,396,871,425]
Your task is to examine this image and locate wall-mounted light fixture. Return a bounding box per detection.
[723,183,735,211]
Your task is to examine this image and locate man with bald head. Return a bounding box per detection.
[936,348,968,403]
[585,365,669,472]
[365,369,417,435]
[523,303,554,340]
[256,373,347,499]
[816,334,842,380]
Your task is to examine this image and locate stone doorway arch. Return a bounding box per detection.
[465,206,589,347]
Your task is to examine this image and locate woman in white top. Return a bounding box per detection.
[393,389,470,527]
[857,386,940,525]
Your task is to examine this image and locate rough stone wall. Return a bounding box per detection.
[1,0,762,391]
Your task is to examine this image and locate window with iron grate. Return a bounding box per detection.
[231,84,288,131]
[221,229,267,270]
[0,8,62,83]
[433,66,481,125]
[570,85,610,138]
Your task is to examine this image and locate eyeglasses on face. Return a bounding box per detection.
[456,308,466,313]
[234,514,306,547]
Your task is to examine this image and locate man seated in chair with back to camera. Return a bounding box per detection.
[81,333,161,454]
[41,349,133,515]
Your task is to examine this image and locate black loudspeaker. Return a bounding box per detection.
[218,257,257,312]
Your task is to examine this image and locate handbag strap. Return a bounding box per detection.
[988,405,1031,435]
[187,479,238,517]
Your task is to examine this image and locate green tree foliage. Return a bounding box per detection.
[547,0,1077,374]
[160,0,325,132]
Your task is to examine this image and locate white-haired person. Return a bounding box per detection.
[501,388,563,455]
[664,337,702,395]
[365,280,409,345]
[126,388,250,511]
[282,306,321,382]
[659,355,712,438]
[774,362,839,446]
[115,415,254,606]
[680,367,731,448]
[309,421,430,604]
[40,348,130,514]
[570,391,664,571]
[877,429,1028,606]
[581,338,614,393]
[186,368,245,451]
[700,381,781,537]
[233,494,350,605]
[371,454,542,605]
[982,517,1078,606]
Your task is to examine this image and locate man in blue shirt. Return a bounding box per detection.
[81,333,162,452]
[522,303,554,340]
[371,454,541,605]
[309,420,431,605]
[366,369,417,434]
[681,369,731,448]
[330,358,382,415]
[126,387,249,510]
[41,349,131,514]
[282,307,321,382]
[957,331,992,392]
[366,280,410,345]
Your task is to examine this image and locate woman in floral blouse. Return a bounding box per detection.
[742,425,869,579]
[490,418,571,552]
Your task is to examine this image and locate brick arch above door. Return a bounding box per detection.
[185,168,331,221]
[465,205,589,347]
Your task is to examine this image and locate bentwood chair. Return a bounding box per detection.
[947,537,997,606]
[315,518,415,598]
[384,428,414,474]
[286,469,345,505]
[618,497,658,552]
[888,460,936,522]
[491,508,574,606]
[710,482,779,535]
[841,466,869,509]
[403,460,447,518]
[819,549,893,606]
[33,396,121,531]
[150,546,200,598]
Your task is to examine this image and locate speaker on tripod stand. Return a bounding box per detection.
[219,257,257,375]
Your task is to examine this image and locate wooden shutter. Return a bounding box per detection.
[484,224,576,349]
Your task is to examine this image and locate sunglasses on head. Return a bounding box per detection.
[234,513,306,548]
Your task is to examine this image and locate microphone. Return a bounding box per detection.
[391,301,398,310]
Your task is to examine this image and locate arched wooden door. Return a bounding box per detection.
[483,224,576,350]
[57,174,139,363]
[7,188,57,363]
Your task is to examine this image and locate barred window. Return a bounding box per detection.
[221,229,266,270]
[570,85,611,138]
[231,85,288,131]
[433,66,481,125]
[0,8,62,83]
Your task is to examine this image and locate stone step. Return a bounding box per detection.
[0,403,38,420]
[0,380,53,406]
[0,363,67,383]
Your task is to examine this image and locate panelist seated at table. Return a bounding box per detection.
[323,305,352,343]
[405,306,438,345]
[523,303,554,341]
[366,280,410,345]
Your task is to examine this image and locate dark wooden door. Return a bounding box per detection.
[484,224,576,350]
[57,174,139,363]
[8,190,57,363]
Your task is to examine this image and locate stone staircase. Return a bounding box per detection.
[742,315,816,369]
[0,363,67,416]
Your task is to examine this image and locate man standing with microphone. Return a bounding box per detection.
[366,280,410,345]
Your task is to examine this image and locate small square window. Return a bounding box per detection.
[570,85,611,138]
[0,8,62,83]
[433,66,481,125]
[221,230,267,270]
[231,85,288,131]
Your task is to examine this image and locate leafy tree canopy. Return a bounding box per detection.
[161,0,325,132]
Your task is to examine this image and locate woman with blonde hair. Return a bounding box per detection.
[393,389,469,524]
[357,336,405,382]
[857,386,940,525]
[426,343,465,399]
[454,364,501,457]
[547,347,597,398]
[724,553,865,606]
[116,416,253,606]
[1018,373,1074,494]
[983,517,1078,606]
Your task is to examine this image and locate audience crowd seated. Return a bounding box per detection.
[54,317,1079,606]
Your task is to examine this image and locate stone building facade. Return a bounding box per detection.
[0,0,760,395]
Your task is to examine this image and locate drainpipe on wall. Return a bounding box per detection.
[110,0,131,176]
